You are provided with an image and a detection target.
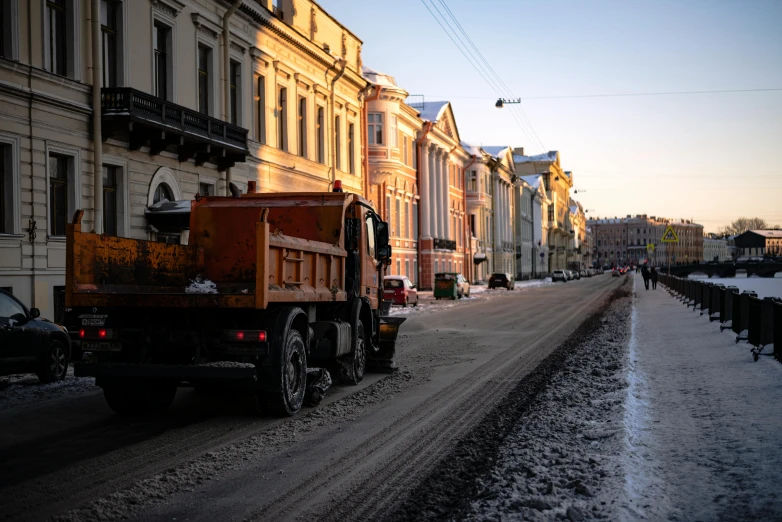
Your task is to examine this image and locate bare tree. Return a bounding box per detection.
[722,217,768,236]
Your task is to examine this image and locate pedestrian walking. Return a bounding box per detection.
[651,267,658,290]
[641,265,650,290]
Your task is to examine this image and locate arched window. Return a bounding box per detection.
[153,183,174,204]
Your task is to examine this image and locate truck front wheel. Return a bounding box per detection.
[263,328,307,417]
[102,380,177,416]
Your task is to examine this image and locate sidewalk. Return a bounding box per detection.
[621,274,782,521]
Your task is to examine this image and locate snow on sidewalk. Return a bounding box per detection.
[619,275,782,521]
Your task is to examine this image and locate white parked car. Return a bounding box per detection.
[552,270,567,283]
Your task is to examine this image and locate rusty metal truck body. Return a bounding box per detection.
[68,191,404,416]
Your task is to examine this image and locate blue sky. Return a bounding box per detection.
[321,0,782,232]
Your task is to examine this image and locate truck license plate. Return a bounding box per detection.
[82,341,122,352]
[80,315,108,327]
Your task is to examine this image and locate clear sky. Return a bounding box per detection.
[320,0,782,232]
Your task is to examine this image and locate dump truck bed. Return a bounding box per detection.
[66,193,354,309]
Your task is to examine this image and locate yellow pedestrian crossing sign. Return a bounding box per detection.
[661,225,679,243]
[646,243,655,253]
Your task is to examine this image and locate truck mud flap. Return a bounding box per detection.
[368,316,406,373]
[75,362,257,384]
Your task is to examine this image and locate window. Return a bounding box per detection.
[101,0,119,87]
[405,200,410,238]
[199,182,214,196]
[254,75,266,144]
[335,115,341,170]
[48,153,70,236]
[53,285,66,323]
[396,260,401,276]
[277,87,288,151]
[46,0,67,76]
[153,183,173,204]
[391,115,398,147]
[102,165,117,236]
[0,1,16,59]
[316,106,324,164]
[0,143,12,234]
[469,215,475,236]
[412,201,418,239]
[153,22,171,100]
[0,291,25,319]
[413,259,417,285]
[386,195,391,223]
[229,59,241,124]
[365,214,375,258]
[197,44,211,115]
[348,123,355,174]
[405,260,410,279]
[403,136,408,166]
[395,198,401,238]
[297,97,307,158]
[368,112,383,145]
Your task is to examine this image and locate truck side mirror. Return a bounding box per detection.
[377,244,392,262]
[376,221,389,249]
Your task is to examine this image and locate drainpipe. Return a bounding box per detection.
[327,57,347,190]
[361,84,382,198]
[222,0,243,196]
[27,0,35,307]
[91,0,103,233]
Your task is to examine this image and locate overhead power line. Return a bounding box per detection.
[421,88,782,101]
[419,0,547,152]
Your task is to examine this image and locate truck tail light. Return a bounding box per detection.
[98,329,107,338]
[224,330,267,343]
[79,329,85,338]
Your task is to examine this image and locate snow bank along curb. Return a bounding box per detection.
[389,280,633,521]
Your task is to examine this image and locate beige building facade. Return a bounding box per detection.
[0,0,366,320]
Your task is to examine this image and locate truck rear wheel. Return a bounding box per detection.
[262,328,307,417]
[103,380,177,416]
[339,301,366,385]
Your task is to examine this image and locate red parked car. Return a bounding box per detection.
[383,276,419,307]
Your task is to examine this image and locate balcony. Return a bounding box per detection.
[433,238,457,251]
[101,88,249,171]
[466,191,490,210]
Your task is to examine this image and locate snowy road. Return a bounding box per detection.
[0,275,621,522]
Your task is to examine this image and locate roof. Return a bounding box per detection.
[482,146,512,159]
[460,141,482,157]
[520,174,543,189]
[415,101,450,123]
[383,275,408,280]
[513,151,558,164]
[361,66,398,88]
[747,229,782,238]
[144,199,191,215]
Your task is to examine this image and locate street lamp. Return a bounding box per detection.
[574,189,586,194]
[495,98,521,108]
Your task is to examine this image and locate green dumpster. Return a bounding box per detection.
[434,272,458,300]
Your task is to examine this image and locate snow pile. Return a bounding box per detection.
[466,298,631,521]
[186,275,218,294]
[0,368,97,413]
[196,361,256,368]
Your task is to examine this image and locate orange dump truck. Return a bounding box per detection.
[67,191,405,416]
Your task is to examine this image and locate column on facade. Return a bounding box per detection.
[442,154,449,241]
[420,141,431,238]
[430,146,440,240]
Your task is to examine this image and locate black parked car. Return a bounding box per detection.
[0,289,71,383]
[488,272,515,290]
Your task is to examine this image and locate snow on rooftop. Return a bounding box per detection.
[144,199,191,215]
[513,151,558,164]
[748,229,782,238]
[519,174,543,189]
[414,101,450,123]
[461,141,482,157]
[361,66,398,88]
[481,146,512,158]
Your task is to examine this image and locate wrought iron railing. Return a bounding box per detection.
[102,87,249,152]
[272,6,284,20]
[434,238,457,251]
